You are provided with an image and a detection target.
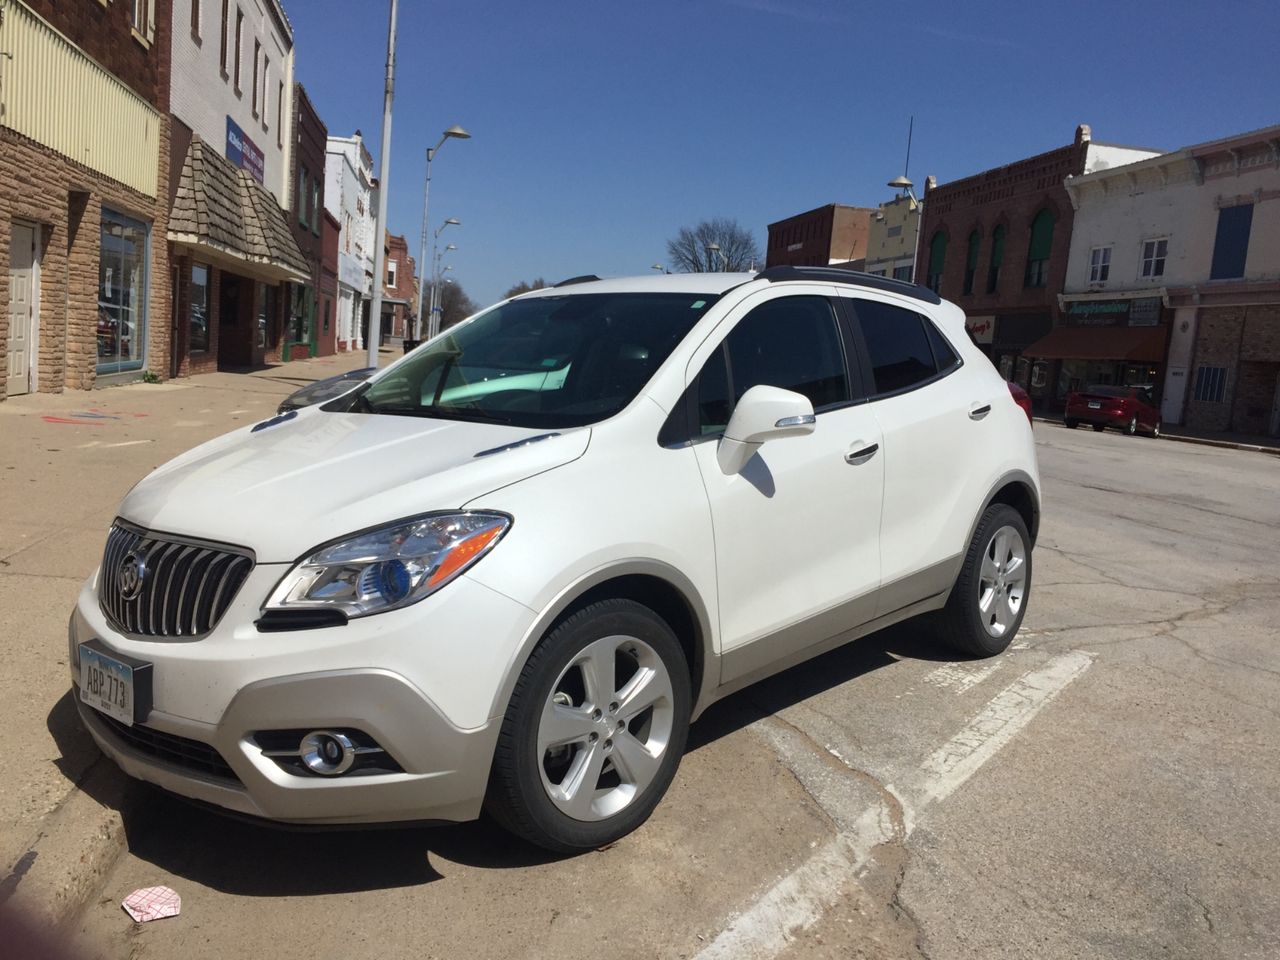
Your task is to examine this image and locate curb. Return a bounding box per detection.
[1032,417,1280,456]
[0,757,149,933]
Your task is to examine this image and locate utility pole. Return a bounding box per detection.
[366,0,398,370]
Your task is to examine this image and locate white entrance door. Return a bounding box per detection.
[1162,365,1188,425]
[7,223,37,396]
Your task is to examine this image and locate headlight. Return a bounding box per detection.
[265,512,511,618]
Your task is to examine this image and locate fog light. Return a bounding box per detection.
[300,730,356,776]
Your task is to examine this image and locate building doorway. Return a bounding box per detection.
[7,222,40,396]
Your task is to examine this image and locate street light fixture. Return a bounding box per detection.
[427,219,461,338]
[707,242,722,272]
[887,175,921,284]
[651,263,666,273]
[414,126,471,339]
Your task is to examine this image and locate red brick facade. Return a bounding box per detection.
[766,205,874,268]
[1,0,172,401]
[382,233,416,339]
[1184,302,1280,434]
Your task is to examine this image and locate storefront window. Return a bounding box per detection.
[257,282,278,349]
[97,209,150,375]
[289,284,313,343]
[190,264,209,352]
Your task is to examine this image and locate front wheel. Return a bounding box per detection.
[1064,418,1079,429]
[486,599,691,853]
[1092,423,1106,432]
[934,503,1032,657]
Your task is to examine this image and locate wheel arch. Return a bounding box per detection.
[487,561,717,725]
[980,471,1041,546]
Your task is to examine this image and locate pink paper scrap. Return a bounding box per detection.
[121,885,181,923]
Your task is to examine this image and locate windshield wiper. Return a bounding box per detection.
[368,405,515,425]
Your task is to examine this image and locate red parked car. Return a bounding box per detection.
[1064,384,1161,437]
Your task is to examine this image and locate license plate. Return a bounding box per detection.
[80,645,136,726]
[1088,401,1101,409]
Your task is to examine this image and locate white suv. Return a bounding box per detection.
[71,268,1039,852]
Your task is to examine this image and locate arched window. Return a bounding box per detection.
[1024,210,1055,288]
[963,229,981,295]
[987,225,1005,293]
[927,231,947,293]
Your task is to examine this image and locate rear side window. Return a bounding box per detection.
[696,295,849,433]
[854,300,958,395]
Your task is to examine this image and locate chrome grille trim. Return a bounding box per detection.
[99,521,255,640]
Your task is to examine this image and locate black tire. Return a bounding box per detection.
[1092,423,1106,432]
[1064,418,1079,429]
[1151,420,1162,438]
[934,503,1032,657]
[1126,415,1139,436]
[485,598,692,853]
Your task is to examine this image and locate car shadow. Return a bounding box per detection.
[47,616,965,898]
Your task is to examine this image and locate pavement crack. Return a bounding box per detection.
[1184,883,1215,934]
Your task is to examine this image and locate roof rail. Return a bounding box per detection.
[755,266,942,305]
[552,274,602,288]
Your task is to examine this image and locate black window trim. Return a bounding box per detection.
[839,295,965,403]
[659,294,868,448]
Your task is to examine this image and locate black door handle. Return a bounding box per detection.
[969,404,992,420]
[845,443,879,464]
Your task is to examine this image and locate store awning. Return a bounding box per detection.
[167,137,309,284]
[1022,325,1168,362]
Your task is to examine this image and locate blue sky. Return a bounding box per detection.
[289,0,1280,307]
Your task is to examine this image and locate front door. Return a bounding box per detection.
[689,290,884,684]
[7,223,37,396]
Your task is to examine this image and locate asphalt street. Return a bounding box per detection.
[9,401,1279,959]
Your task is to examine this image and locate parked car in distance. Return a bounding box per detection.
[277,367,376,413]
[1064,384,1161,436]
[71,267,1040,853]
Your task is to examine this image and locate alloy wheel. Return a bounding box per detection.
[536,634,675,821]
[977,525,1027,639]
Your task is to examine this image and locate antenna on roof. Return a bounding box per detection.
[903,115,913,180]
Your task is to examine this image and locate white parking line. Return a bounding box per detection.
[694,650,1094,959]
[923,660,1004,694]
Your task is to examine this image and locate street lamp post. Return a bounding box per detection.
[427,221,459,338]
[888,174,921,285]
[429,244,456,333]
[706,242,720,273]
[366,0,399,371]
[414,125,471,340]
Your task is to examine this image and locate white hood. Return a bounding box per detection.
[118,408,590,561]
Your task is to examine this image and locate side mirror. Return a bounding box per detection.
[717,385,815,475]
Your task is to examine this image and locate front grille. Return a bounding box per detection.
[96,713,240,783]
[100,521,255,639]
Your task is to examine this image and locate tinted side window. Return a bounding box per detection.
[855,300,939,394]
[727,297,848,406]
[925,319,960,371]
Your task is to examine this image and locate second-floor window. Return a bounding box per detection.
[130,0,150,35]
[277,81,284,148]
[987,224,1004,293]
[262,58,270,129]
[1089,245,1111,283]
[191,0,201,38]
[219,0,229,73]
[234,8,244,93]
[387,261,398,288]
[1140,238,1168,278]
[1024,209,1054,289]
[312,182,321,234]
[963,229,980,295]
[927,231,947,293]
[1210,205,1253,280]
[252,41,261,116]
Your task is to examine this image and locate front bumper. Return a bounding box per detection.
[70,569,536,825]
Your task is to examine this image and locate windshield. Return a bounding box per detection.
[334,292,719,428]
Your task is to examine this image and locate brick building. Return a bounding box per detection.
[918,125,1159,407]
[766,204,874,269]
[380,232,416,340]
[166,0,305,375]
[282,84,328,361]
[2,0,172,400]
[317,209,340,356]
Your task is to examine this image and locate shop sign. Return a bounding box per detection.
[1065,299,1129,326]
[225,117,265,184]
[338,252,364,291]
[1129,297,1162,326]
[965,315,995,344]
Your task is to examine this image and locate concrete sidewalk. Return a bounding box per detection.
[1033,416,1280,455]
[0,346,386,931]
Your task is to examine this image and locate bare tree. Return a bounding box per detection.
[503,278,548,299]
[666,218,761,273]
[439,281,479,331]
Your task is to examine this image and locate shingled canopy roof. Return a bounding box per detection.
[168,137,308,283]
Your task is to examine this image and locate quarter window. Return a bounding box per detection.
[1089,245,1111,283]
[1140,238,1167,278]
[855,300,948,395]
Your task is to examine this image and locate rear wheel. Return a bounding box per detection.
[1126,415,1139,436]
[486,599,691,853]
[1092,423,1106,432]
[934,503,1031,657]
[1152,420,1162,438]
[1064,418,1079,429]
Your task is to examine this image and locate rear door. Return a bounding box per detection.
[685,288,884,683]
[839,292,995,617]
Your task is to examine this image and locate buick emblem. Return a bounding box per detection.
[119,551,147,601]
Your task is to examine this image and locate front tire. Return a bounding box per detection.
[935,504,1032,657]
[485,599,691,853]
[1092,423,1106,432]
[1064,418,1079,429]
